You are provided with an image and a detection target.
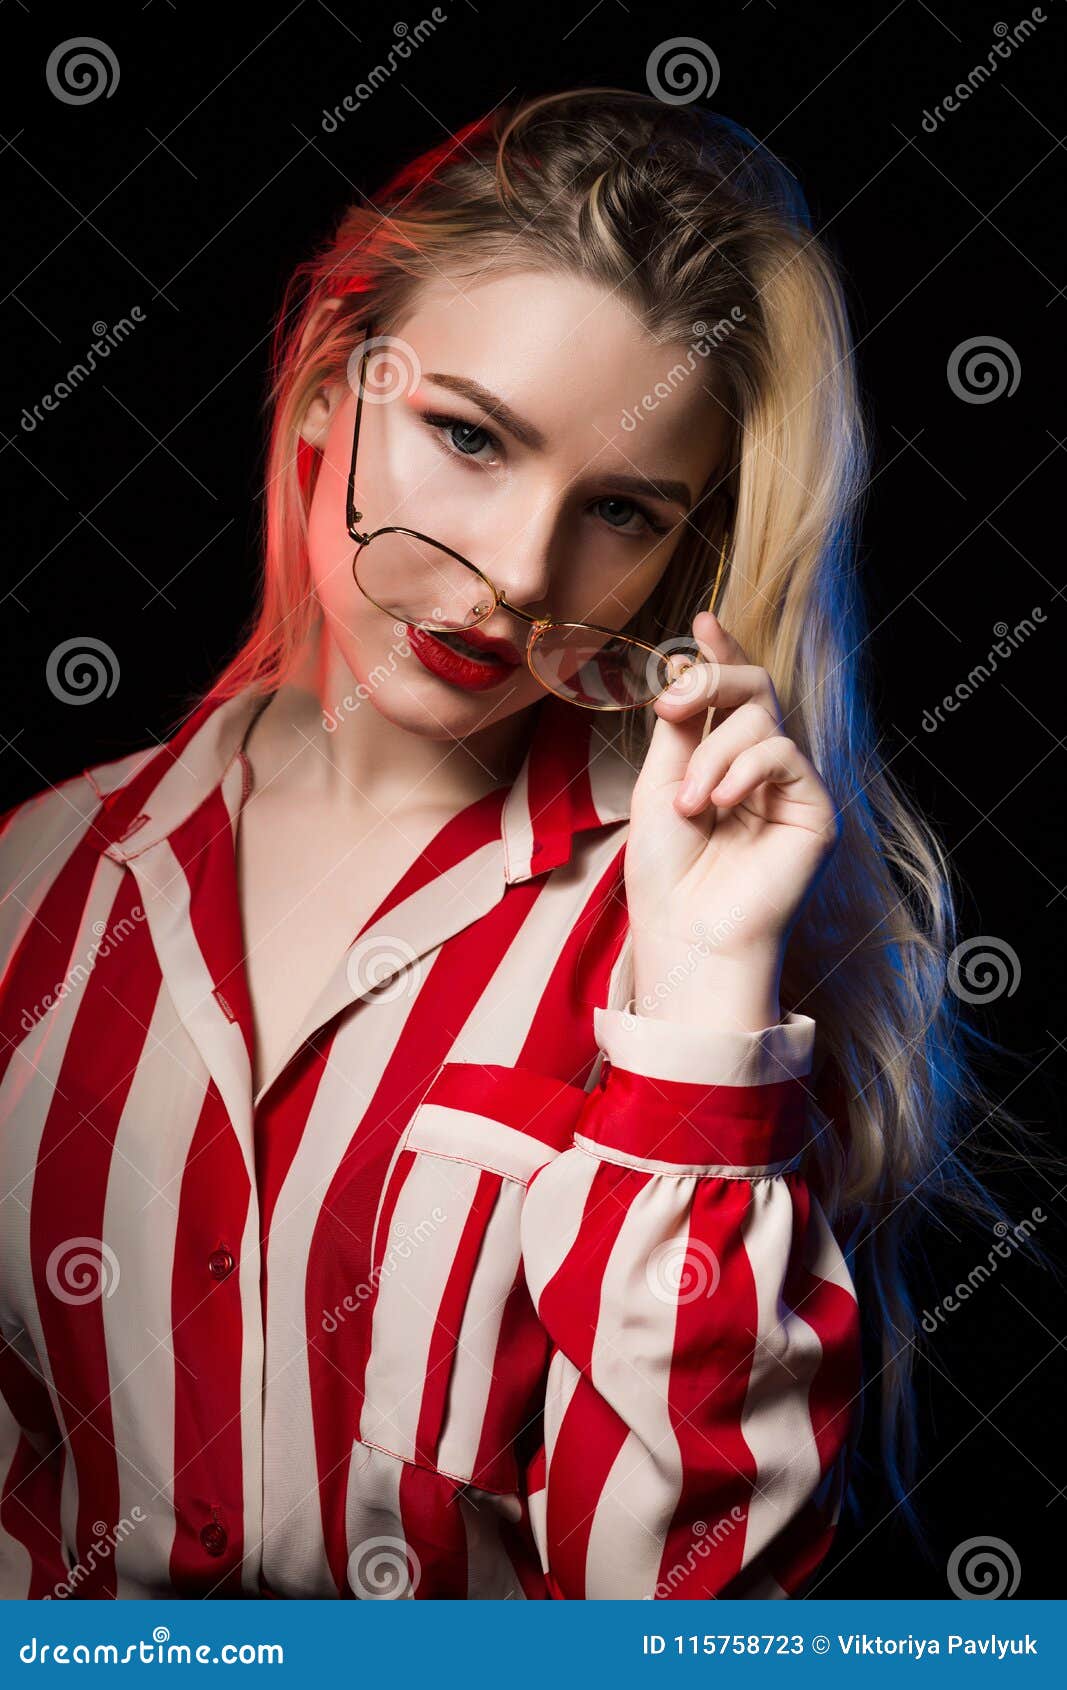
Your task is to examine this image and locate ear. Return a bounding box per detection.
[296,295,345,450]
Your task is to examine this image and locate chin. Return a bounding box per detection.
[339,657,533,741]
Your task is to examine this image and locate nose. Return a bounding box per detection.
[472,501,559,623]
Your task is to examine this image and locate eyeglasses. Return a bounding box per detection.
[344,323,728,711]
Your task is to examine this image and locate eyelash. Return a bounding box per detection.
[419,410,672,539]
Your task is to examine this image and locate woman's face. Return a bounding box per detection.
[299,269,732,739]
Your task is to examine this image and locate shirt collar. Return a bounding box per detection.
[88,684,638,882]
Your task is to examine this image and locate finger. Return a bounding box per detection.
[656,658,784,731]
[641,609,767,794]
[675,702,784,814]
[693,608,749,665]
[707,736,827,816]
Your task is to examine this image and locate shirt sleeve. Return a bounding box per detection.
[518,1003,861,1600]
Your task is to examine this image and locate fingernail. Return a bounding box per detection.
[679,779,699,806]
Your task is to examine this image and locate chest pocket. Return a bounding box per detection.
[358,1060,594,1493]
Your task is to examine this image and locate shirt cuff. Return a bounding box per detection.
[595,1002,816,1085]
[573,1004,817,1170]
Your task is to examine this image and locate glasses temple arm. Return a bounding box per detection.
[346,319,375,536]
[706,521,732,617]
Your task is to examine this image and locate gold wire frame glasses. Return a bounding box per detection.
[345,324,730,711]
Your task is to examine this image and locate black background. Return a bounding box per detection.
[3,1,1064,1599]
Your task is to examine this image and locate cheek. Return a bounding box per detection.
[305,446,359,604]
[629,531,685,606]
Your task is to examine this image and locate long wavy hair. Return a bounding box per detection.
[203,86,1032,1534]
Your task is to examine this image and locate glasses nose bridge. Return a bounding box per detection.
[473,487,565,614]
[490,587,551,631]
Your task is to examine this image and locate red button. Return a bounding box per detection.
[208,1248,234,1280]
[199,1520,227,1556]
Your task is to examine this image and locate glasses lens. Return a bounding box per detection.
[354,532,494,632]
[529,624,687,710]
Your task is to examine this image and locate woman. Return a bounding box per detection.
[0,88,994,1601]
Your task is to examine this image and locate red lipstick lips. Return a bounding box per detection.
[406,623,523,693]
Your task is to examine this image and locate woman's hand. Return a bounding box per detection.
[624,609,842,1032]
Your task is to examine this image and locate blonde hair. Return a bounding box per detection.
[205,87,1032,1527]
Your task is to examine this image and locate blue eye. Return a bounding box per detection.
[421,410,670,539]
[594,496,670,538]
[423,411,499,459]
[598,497,640,529]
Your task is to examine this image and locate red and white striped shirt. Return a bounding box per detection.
[0,683,860,1601]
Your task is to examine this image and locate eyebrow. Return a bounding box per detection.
[421,372,694,511]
